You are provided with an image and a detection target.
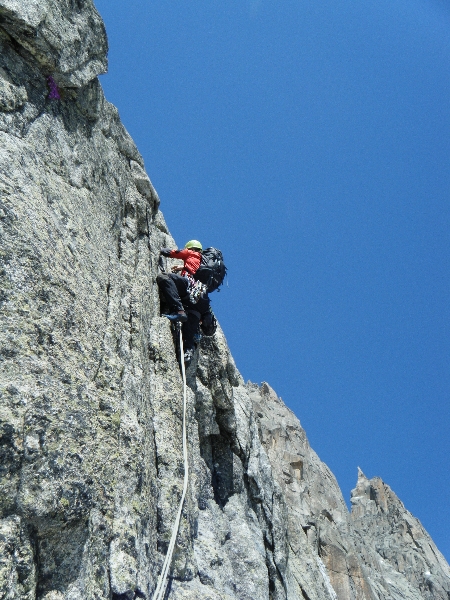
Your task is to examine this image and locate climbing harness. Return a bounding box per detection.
[152,323,189,600]
[186,274,207,304]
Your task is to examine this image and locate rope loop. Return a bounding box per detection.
[153,326,189,600]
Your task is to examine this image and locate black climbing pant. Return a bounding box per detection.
[183,311,201,351]
[157,273,189,312]
[157,272,212,351]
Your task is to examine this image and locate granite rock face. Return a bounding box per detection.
[0,0,107,87]
[249,383,450,600]
[248,382,374,600]
[350,469,450,600]
[0,2,449,600]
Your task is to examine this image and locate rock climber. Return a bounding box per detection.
[157,239,203,322]
[157,240,217,365]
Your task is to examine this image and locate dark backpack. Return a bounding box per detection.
[200,310,217,336]
[194,247,227,292]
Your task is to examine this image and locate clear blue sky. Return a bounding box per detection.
[95,0,450,560]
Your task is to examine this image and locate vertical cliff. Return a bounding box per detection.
[350,469,450,599]
[249,383,450,600]
[0,2,448,600]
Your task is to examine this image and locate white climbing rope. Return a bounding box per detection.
[153,325,189,600]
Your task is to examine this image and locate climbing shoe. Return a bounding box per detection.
[164,310,188,323]
[184,348,195,365]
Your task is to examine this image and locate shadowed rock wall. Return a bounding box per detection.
[0,2,448,600]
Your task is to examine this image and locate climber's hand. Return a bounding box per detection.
[171,265,183,273]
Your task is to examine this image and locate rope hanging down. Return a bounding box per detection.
[153,325,189,600]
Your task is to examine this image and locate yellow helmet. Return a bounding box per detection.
[184,240,202,251]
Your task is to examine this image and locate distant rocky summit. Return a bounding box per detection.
[0,2,449,599]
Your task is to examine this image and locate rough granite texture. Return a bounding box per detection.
[0,2,449,600]
[249,384,450,600]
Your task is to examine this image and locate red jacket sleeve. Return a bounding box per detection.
[169,249,191,260]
